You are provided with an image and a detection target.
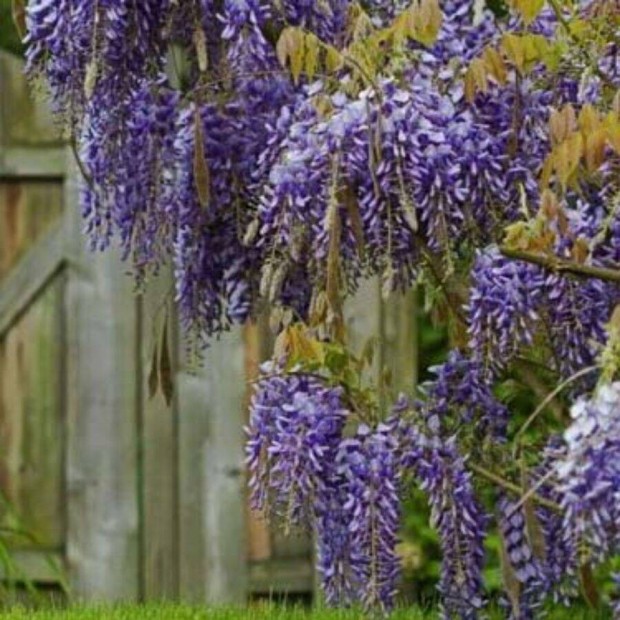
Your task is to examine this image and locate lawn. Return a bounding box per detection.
[0,604,611,619]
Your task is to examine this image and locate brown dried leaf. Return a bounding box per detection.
[499,530,522,618]
[11,0,26,40]
[341,186,366,258]
[193,27,209,73]
[193,108,211,208]
[273,327,292,360]
[520,465,547,562]
[540,189,559,220]
[571,237,589,264]
[159,322,174,408]
[148,340,159,400]
[579,562,599,608]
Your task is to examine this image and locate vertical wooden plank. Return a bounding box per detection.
[0,277,65,549]
[140,271,179,600]
[382,289,419,397]
[244,320,271,565]
[202,326,248,603]
[177,369,209,603]
[64,163,140,601]
[177,325,248,604]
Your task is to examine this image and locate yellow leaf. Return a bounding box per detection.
[514,0,545,26]
[501,33,526,73]
[549,105,575,145]
[290,34,305,85]
[392,0,442,47]
[540,153,555,188]
[464,58,489,102]
[276,27,305,84]
[193,27,208,72]
[324,44,344,72]
[606,122,620,154]
[304,33,320,80]
[584,129,607,173]
[482,47,507,84]
[555,133,583,187]
[578,104,600,135]
[416,0,443,46]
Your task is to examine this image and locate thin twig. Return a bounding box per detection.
[469,462,561,513]
[507,468,556,517]
[514,364,598,446]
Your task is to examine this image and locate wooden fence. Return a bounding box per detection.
[0,51,417,603]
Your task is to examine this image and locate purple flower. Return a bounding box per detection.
[246,367,347,523]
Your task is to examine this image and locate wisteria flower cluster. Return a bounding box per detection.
[22,0,620,616]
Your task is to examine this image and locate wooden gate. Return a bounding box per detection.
[0,50,311,603]
[0,50,417,603]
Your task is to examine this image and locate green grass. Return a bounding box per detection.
[0,604,611,620]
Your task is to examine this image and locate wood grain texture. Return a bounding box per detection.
[0,52,60,148]
[244,319,272,565]
[0,277,65,550]
[64,166,140,601]
[0,182,63,281]
[177,325,248,604]
[139,269,179,600]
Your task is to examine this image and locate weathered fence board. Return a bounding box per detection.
[64,168,140,601]
[0,49,419,605]
[0,277,65,549]
[140,271,179,600]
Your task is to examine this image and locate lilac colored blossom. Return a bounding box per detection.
[497,495,546,619]
[468,248,545,373]
[555,382,620,565]
[336,421,403,612]
[403,432,488,619]
[246,367,348,523]
[544,275,613,378]
[421,349,509,440]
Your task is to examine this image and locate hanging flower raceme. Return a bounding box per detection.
[406,433,488,619]
[420,349,510,440]
[544,275,613,378]
[171,101,260,337]
[246,366,348,522]
[336,421,404,612]
[80,77,180,261]
[555,382,620,566]
[533,437,579,605]
[497,495,547,619]
[26,0,168,126]
[467,247,545,374]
